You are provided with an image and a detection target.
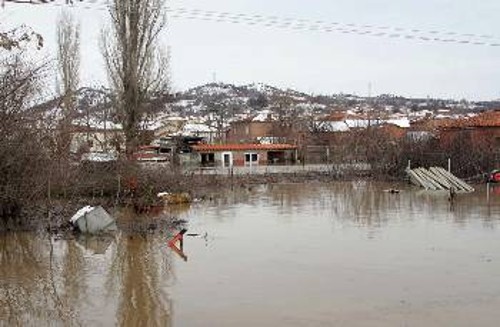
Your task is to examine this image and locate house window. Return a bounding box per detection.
[268,151,285,164]
[245,153,258,165]
[222,152,233,167]
[201,153,215,166]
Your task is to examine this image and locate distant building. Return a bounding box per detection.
[439,110,500,151]
[180,123,218,143]
[70,123,124,156]
[227,120,275,143]
[190,143,297,167]
[227,109,297,144]
[153,116,219,143]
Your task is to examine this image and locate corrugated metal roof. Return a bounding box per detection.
[191,143,297,152]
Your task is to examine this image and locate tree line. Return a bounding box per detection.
[0,0,171,227]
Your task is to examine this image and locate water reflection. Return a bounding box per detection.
[0,232,173,326]
[108,235,172,327]
[0,233,78,325]
[207,182,500,228]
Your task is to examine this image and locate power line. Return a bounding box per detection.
[164,7,500,47]
[167,7,500,43]
[5,1,500,48]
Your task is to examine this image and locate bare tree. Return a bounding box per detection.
[56,10,80,156]
[204,93,232,143]
[101,0,169,156]
[0,53,49,223]
[270,94,296,143]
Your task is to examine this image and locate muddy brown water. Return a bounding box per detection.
[2,182,500,326]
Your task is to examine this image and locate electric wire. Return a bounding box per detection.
[2,1,500,48]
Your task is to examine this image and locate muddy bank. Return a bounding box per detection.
[1,198,185,235]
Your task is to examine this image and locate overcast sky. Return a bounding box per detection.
[2,0,500,100]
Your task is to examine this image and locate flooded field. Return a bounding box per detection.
[2,181,500,326]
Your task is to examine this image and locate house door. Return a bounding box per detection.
[222,152,233,167]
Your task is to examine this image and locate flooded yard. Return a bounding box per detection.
[2,181,500,326]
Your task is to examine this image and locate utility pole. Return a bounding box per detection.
[368,82,372,126]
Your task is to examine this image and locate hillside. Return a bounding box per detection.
[31,82,500,127]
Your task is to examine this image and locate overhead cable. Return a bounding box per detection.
[6,1,500,48]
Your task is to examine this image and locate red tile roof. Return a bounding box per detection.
[191,143,297,152]
[466,110,500,127]
[438,110,500,129]
[410,118,459,130]
[411,110,500,130]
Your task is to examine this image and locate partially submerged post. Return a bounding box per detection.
[168,228,188,261]
[168,228,187,248]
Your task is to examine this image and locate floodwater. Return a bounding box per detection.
[2,182,500,326]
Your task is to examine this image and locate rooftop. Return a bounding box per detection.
[465,110,500,127]
[191,143,297,152]
[438,110,500,129]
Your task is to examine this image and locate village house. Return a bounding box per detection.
[226,109,295,144]
[152,116,186,138]
[294,111,410,163]
[70,122,124,157]
[406,116,458,142]
[438,110,500,152]
[133,145,170,162]
[134,135,205,164]
[180,122,218,143]
[228,119,274,143]
[153,116,219,143]
[190,143,298,167]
